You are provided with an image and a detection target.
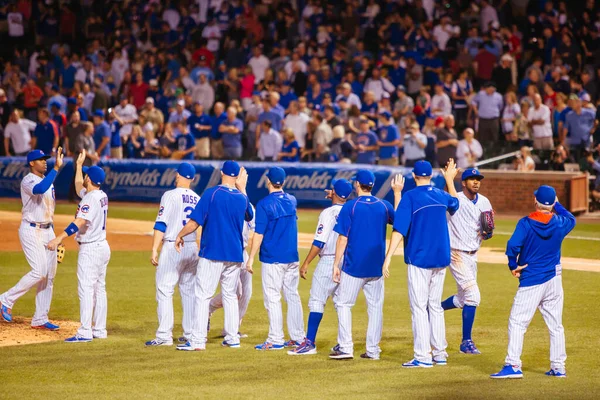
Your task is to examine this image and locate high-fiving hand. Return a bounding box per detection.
[441,158,459,181]
[391,174,405,194]
[54,147,64,170]
[76,150,86,167]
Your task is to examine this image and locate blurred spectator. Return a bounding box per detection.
[32,108,57,155]
[174,122,196,161]
[108,110,125,160]
[312,113,333,162]
[456,128,483,169]
[431,82,452,119]
[4,110,35,156]
[64,111,85,157]
[220,107,244,159]
[188,103,212,159]
[92,110,111,160]
[75,122,99,165]
[451,70,473,133]
[515,146,535,172]
[527,94,554,150]
[114,95,138,141]
[564,96,596,160]
[435,115,458,168]
[257,120,282,161]
[211,102,226,159]
[515,100,533,148]
[502,92,520,143]
[471,82,503,146]
[377,111,400,166]
[403,121,428,167]
[278,128,301,162]
[549,144,569,171]
[355,118,378,165]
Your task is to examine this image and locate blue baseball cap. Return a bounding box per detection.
[332,179,353,199]
[354,170,375,186]
[49,101,61,109]
[82,166,106,186]
[461,169,484,181]
[379,110,392,119]
[93,109,105,118]
[27,150,51,163]
[177,162,195,179]
[267,167,286,185]
[413,160,433,177]
[221,160,240,177]
[67,97,77,105]
[534,185,556,206]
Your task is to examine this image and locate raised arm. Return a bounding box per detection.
[33,147,64,194]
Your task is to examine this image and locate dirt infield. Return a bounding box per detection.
[0,318,79,347]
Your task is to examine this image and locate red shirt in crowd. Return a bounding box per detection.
[130,81,149,109]
[192,47,215,65]
[23,85,43,109]
[474,49,497,81]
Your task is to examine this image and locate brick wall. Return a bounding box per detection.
[471,170,584,214]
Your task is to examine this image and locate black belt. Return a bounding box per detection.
[78,239,106,245]
[164,240,195,243]
[452,248,477,255]
[29,222,53,229]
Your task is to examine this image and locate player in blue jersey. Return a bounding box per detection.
[175,161,254,351]
[328,170,404,360]
[246,167,306,351]
[382,159,460,368]
[491,185,575,379]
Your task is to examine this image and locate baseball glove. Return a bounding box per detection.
[57,244,66,263]
[480,210,495,240]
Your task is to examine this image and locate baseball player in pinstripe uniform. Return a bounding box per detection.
[176,161,253,351]
[145,163,199,346]
[491,185,575,379]
[329,170,403,360]
[383,160,459,368]
[246,167,306,351]
[0,148,64,330]
[48,151,111,343]
[208,204,255,338]
[441,169,493,354]
[288,179,353,356]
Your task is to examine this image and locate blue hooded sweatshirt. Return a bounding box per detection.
[505,202,576,287]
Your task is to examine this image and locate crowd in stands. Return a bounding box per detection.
[1,0,600,198]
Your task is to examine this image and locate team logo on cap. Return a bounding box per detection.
[81,205,90,214]
[472,169,477,174]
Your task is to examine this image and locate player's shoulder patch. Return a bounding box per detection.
[158,206,164,216]
[81,204,90,214]
[317,223,324,235]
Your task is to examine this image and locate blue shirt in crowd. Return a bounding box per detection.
[110,121,122,148]
[334,196,395,278]
[211,112,227,139]
[188,113,212,139]
[94,121,111,158]
[355,130,378,164]
[257,110,282,132]
[471,90,504,119]
[190,185,254,263]
[176,133,196,160]
[255,191,299,264]
[393,185,460,268]
[221,118,244,149]
[565,108,595,147]
[34,121,56,154]
[378,124,400,160]
[281,140,300,162]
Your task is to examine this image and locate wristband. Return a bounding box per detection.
[65,222,79,236]
[154,222,167,233]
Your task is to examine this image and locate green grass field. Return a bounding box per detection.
[1,203,599,399]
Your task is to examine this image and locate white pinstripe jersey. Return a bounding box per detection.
[243,204,256,248]
[20,173,55,224]
[448,192,492,252]
[313,204,343,257]
[76,188,109,243]
[156,188,200,242]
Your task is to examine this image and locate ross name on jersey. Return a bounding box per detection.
[182,194,198,205]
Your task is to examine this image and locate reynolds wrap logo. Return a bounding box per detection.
[257,170,356,190]
[0,161,30,180]
[102,167,199,190]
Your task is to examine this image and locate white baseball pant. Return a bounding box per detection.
[408,264,448,363]
[308,256,338,313]
[155,241,197,344]
[334,271,384,359]
[209,251,252,324]
[505,275,566,371]
[0,222,57,326]
[190,258,241,347]
[261,262,305,345]
[449,250,481,308]
[77,240,111,338]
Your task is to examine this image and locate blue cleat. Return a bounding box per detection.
[145,339,172,346]
[284,339,300,348]
[490,365,523,379]
[0,302,12,322]
[64,335,92,343]
[545,369,566,378]
[331,344,341,352]
[254,341,284,350]
[460,339,481,354]
[176,341,204,351]
[433,357,447,366]
[177,336,188,343]
[329,348,353,360]
[32,322,60,331]
[221,340,241,348]
[288,338,316,356]
[402,359,434,368]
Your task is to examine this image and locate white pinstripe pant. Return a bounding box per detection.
[77,240,111,338]
[308,256,339,313]
[505,275,566,371]
[408,264,448,363]
[190,258,241,347]
[449,250,480,307]
[0,222,57,326]
[261,262,305,345]
[155,241,197,343]
[209,251,252,325]
[334,272,384,359]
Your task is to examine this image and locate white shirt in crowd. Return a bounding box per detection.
[162,8,181,30]
[432,24,460,51]
[456,138,483,169]
[76,188,109,243]
[336,93,362,109]
[502,102,521,133]
[431,93,452,118]
[284,60,307,78]
[284,112,310,148]
[114,103,139,137]
[363,78,394,102]
[111,55,129,88]
[527,104,553,138]
[4,119,36,154]
[202,24,222,52]
[248,54,270,84]
[7,12,25,37]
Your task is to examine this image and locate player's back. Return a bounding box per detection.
[335,195,394,278]
[76,189,109,243]
[256,191,298,264]
[317,204,343,256]
[20,173,55,223]
[159,187,200,241]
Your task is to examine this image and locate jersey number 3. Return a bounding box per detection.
[183,206,194,226]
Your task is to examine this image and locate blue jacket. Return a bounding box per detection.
[505,202,576,287]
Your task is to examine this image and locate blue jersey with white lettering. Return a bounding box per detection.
[255,191,299,263]
[334,196,395,278]
[393,185,460,268]
[189,185,254,262]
